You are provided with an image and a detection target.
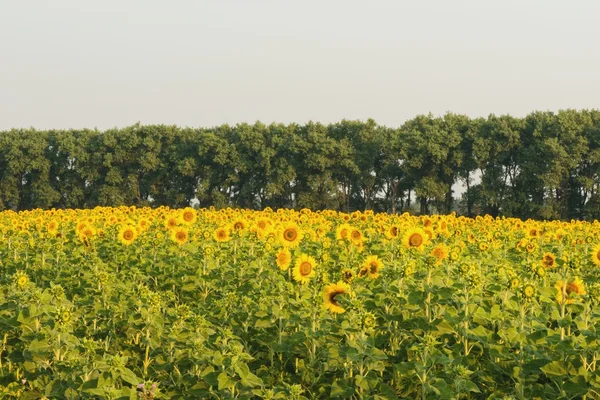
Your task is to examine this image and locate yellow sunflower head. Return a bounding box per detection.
[275,248,292,271]
[341,268,355,283]
[541,252,556,268]
[179,207,198,225]
[350,228,363,244]
[214,227,231,243]
[118,225,137,245]
[232,218,249,233]
[362,255,383,279]
[323,281,351,314]
[430,244,449,264]
[335,223,352,242]
[47,220,59,234]
[591,244,600,267]
[171,227,189,245]
[293,254,317,284]
[165,215,179,230]
[14,272,29,289]
[555,277,586,304]
[385,225,399,240]
[522,284,535,299]
[402,227,428,250]
[280,223,302,248]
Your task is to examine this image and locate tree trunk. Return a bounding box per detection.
[466,177,472,217]
[420,197,428,215]
[391,180,398,214]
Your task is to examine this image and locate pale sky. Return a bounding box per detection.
[1,0,599,131]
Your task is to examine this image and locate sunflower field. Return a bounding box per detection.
[1,207,600,399]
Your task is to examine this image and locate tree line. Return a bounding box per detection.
[1,109,600,220]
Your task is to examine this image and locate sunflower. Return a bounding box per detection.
[358,266,369,278]
[509,277,520,289]
[362,255,383,279]
[591,243,600,267]
[341,268,355,282]
[47,220,59,235]
[79,226,96,241]
[75,220,88,234]
[323,282,351,314]
[555,277,586,304]
[279,223,302,248]
[179,207,197,225]
[384,224,399,239]
[402,227,428,250]
[541,252,556,268]
[214,227,231,243]
[171,227,189,245]
[165,215,179,230]
[118,225,137,245]
[293,254,317,284]
[527,227,540,239]
[525,242,537,253]
[335,223,352,242]
[137,218,151,231]
[14,272,29,289]
[232,218,249,233]
[256,219,271,231]
[275,248,292,271]
[350,228,363,244]
[522,284,535,299]
[430,244,449,264]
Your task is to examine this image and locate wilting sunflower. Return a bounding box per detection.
[341,268,355,282]
[555,277,586,304]
[591,243,600,267]
[362,255,383,279]
[541,252,556,268]
[293,254,317,284]
[214,227,231,243]
[275,248,292,271]
[118,225,137,245]
[323,282,351,314]
[402,227,428,250]
[171,227,189,245]
[179,207,197,225]
[525,242,537,253]
[279,223,302,248]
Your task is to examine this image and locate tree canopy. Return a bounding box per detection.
[2,109,600,220]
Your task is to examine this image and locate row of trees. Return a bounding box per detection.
[2,109,600,220]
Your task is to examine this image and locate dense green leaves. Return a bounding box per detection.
[3,110,600,219]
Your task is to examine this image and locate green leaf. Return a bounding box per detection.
[234,362,263,387]
[217,372,237,391]
[119,367,141,386]
[330,381,353,398]
[541,361,568,376]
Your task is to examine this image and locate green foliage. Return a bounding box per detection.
[2,109,600,219]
